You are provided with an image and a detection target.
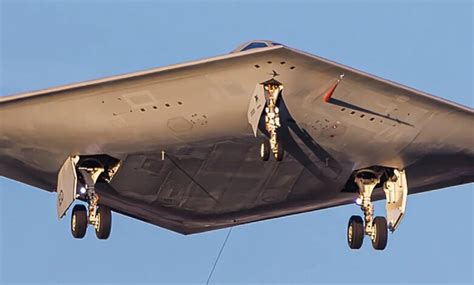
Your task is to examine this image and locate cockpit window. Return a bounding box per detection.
[241,42,269,51]
[272,42,282,46]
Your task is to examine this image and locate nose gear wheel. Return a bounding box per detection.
[260,139,271,161]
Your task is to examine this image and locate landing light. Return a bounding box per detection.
[79,187,86,195]
[355,197,362,205]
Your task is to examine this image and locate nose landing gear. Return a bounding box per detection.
[260,139,271,161]
[247,77,286,162]
[260,79,284,161]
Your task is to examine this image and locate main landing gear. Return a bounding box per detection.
[56,154,121,239]
[71,167,112,240]
[259,78,284,162]
[71,203,111,239]
[347,168,408,250]
[56,155,120,240]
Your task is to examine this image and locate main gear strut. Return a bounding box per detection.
[71,165,112,239]
[347,168,408,250]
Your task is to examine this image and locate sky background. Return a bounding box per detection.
[0,0,473,284]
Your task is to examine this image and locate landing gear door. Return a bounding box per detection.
[384,169,408,232]
[247,84,265,137]
[57,156,79,219]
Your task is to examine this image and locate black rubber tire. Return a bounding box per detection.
[274,142,284,161]
[71,204,87,239]
[260,140,270,161]
[347,215,364,249]
[95,205,112,240]
[372,216,388,250]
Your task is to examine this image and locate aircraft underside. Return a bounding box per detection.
[1,41,472,251]
[57,78,463,251]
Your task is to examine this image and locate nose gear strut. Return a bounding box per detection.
[261,78,284,161]
[246,77,285,161]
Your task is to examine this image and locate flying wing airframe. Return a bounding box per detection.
[1,40,472,250]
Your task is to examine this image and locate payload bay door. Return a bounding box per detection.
[56,156,79,219]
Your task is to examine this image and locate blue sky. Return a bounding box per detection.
[0,0,472,284]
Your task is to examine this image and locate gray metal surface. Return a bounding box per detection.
[0,44,473,234]
[56,156,78,218]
